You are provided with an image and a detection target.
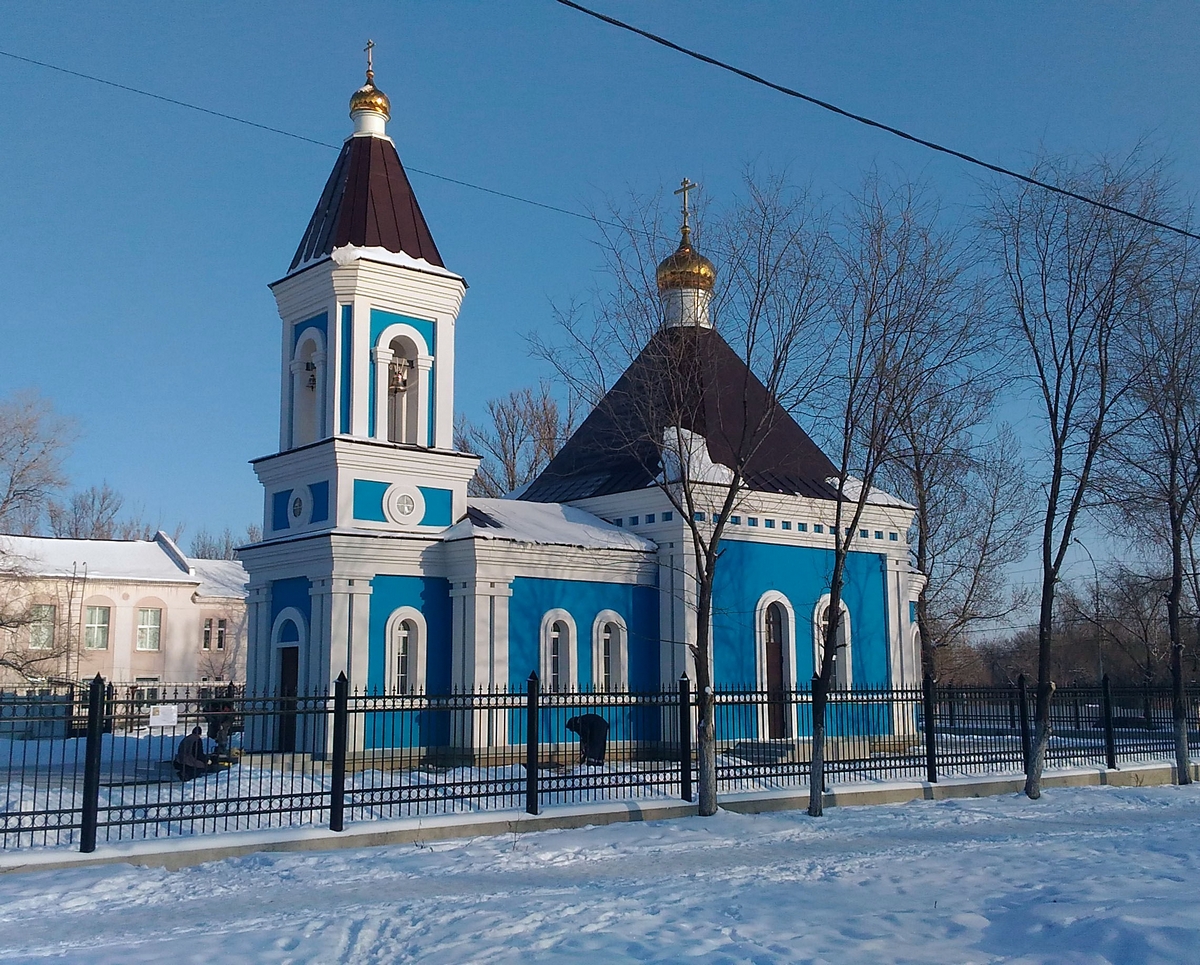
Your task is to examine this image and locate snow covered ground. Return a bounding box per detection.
[0,783,1198,964]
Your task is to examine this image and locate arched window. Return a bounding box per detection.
[386,335,420,444]
[591,610,629,691]
[385,607,427,694]
[540,609,577,692]
[755,593,795,739]
[813,598,852,690]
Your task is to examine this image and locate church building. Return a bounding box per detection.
[239,64,925,750]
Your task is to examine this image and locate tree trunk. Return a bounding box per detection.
[1172,644,1191,784]
[1025,566,1056,799]
[807,673,827,816]
[695,577,718,816]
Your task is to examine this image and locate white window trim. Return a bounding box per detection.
[290,329,327,447]
[540,609,578,692]
[84,604,111,651]
[755,591,797,739]
[28,604,55,651]
[812,595,852,690]
[591,610,628,691]
[136,606,162,652]
[384,606,428,694]
[372,322,433,444]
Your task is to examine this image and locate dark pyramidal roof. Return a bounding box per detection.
[520,327,839,503]
[289,135,444,272]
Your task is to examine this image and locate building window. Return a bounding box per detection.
[202,618,212,650]
[216,619,227,651]
[540,610,577,692]
[730,516,741,525]
[85,606,110,650]
[694,512,705,522]
[395,620,415,693]
[385,608,427,694]
[859,529,869,539]
[137,608,162,651]
[764,519,775,529]
[592,611,628,691]
[629,516,639,526]
[798,522,808,532]
[612,518,623,526]
[748,517,758,527]
[645,513,655,524]
[29,604,55,650]
[889,532,899,541]
[874,531,883,539]
[812,524,822,533]
[815,600,852,691]
[662,511,673,521]
[781,521,791,531]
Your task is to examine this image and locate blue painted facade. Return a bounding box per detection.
[507,577,660,690]
[712,539,890,687]
[270,576,312,627]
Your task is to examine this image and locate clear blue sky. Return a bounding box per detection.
[2,2,1197,546]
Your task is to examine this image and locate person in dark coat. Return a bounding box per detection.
[174,726,212,781]
[566,714,609,766]
[204,685,238,760]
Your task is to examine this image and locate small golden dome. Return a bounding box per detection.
[349,70,391,119]
[656,227,716,292]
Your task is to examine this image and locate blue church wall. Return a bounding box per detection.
[309,481,330,523]
[352,480,453,527]
[507,577,660,693]
[711,539,889,687]
[272,490,292,532]
[711,539,892,740]
[368,309,437,445]
[269,577,312,628]
[363,575,453,749]
[292,312,327,349]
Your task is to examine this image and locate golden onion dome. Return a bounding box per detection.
[349,70,391,119]
[656,226,716,292]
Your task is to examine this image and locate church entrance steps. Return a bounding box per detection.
[4,761,1194,877]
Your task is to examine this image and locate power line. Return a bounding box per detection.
[552,0,1200,244]
[0,47,600,226]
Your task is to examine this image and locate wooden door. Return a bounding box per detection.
[279,646,299,752]
[765,604,787,739]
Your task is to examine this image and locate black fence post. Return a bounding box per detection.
[79,674,104,854]
[526,672,540,815]
[1102,673,1117,770]
[922,673,938,784]
[329,672,349,832]
[679,674,693,802]
[1018,674,1032,777]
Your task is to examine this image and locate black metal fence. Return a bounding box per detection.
[2,672,1198,853]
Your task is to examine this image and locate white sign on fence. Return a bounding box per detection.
[148,704,179,728]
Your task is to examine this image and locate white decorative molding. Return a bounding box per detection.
[591,609,628,691]
[539,608,578,692]
[383,482,426,528]
[754,591,798,739]
[384,606,428,694]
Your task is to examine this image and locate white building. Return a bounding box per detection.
[0,532,247,687]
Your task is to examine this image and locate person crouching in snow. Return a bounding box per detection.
[174,726,213,781]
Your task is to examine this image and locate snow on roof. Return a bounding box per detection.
[0,533,194,583]
[443,499,657,552]
[189,558,249,599]
[833,476,916,511]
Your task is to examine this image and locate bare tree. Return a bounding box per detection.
[806,177,991,816]
[983,152,1167,798]
[456,385,575,498]
[195,604,248,682]
[0,544,87,682]
[47,483,180,542]
[0,391,73,535]
[533,172,830,816]
[190,525,261,560]
[1102,217,1200,782]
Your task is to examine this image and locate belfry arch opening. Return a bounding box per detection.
[291,334,324,448]
[386,335,420,444]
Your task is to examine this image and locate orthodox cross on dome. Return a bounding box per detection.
[674,177,698,237]
[365,38,376,82]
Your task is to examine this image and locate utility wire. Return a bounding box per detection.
[0,47,599,226]
[553,0,1200,243]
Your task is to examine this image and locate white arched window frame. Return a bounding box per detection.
[290,329,327,448]
[591,610,628,691]
[384,606,428,694]
[755,591,797,738]
[539,609,577,692]
[270,606,309,695]
[812,595,852,690]
[371,323,433,446]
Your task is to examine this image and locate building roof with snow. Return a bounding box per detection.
[442,499,656,553]
[0,532,248,599]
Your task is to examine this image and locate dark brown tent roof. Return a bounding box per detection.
[520,327,839,503]
[289,135,444,272]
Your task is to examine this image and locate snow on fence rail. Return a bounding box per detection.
[2,673,1198,852]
